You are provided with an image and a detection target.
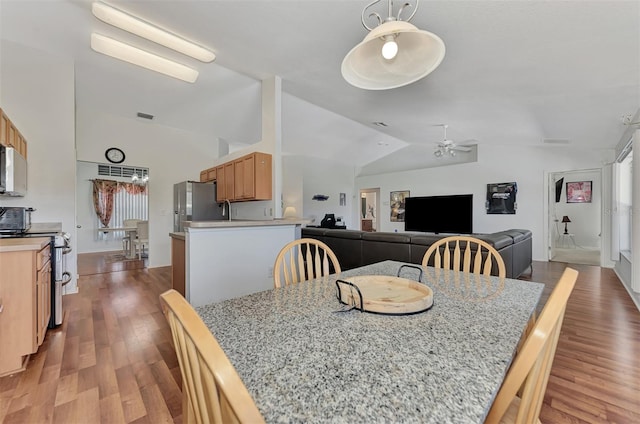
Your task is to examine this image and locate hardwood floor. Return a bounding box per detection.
[0,259,638,423]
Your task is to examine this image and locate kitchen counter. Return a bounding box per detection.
[26,222,62,234]
[197,260,544,423]
[182,222,301,306]
[169,232,185,240]
[184,219,309,229]
[0,237,50,252]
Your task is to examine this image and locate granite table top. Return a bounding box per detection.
[196,260,544,423]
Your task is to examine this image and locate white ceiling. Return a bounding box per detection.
[1,0,639,174]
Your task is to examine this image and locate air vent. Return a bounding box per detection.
[372,122,388,127]
[98,164,148,178]
[543,138,570,145]
[137,112,154,120]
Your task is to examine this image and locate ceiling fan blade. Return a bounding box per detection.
[451,145,472,152]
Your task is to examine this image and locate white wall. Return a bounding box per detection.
[551,169,601,248]
[297,156,355,227]
[75,110,221,267]
[355,144,613,261]
[0,40,78,293]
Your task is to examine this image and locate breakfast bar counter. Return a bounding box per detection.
[182,220,306,307]
[196,260,544,423]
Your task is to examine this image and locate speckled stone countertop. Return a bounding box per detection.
[197,261,544,423]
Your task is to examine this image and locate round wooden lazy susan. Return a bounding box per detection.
[335,275,433,315]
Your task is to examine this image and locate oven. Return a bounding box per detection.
[52,233,72,327]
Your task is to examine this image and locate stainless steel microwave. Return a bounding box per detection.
[0,146,27,196]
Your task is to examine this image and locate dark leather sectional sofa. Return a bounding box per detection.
[301,227,533,279]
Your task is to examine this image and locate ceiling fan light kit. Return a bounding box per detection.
[341,0,446,90]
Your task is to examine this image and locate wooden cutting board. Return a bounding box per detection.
[336,275,433,315]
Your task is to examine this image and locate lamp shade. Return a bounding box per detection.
[341,20,446,90]
[283,206,298,219]
[561,216,571,223]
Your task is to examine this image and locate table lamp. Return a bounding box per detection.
[283,206,297,219]
[561,216,571,234]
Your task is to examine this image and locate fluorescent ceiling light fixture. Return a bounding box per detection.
[92,1,215,62]
[91,33,199,83]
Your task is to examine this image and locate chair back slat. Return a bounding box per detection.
[273,238,341,288]
[484,267,578,424]
[160,290,265,424]
[422,236,506,278]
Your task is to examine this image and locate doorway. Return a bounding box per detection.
[548,169,601,266]
[76,160,150,273]
[360,188,380,232]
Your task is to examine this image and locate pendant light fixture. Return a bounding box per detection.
[341,0,445,90]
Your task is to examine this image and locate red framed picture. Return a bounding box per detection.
[566,181,592,203]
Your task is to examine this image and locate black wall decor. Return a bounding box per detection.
[486,182,517,214]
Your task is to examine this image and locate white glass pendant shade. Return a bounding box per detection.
[342,21,445,90]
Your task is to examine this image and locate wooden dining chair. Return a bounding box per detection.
[122,219,140,254]
[421,235,506,278]
[484,267,578,424]
[133,220,149,259]
[159,289,265,424]
[273,238,341,288]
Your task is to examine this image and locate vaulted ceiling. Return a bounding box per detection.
[2,1,638,174]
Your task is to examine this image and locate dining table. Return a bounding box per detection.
[97,226,138,259]
[196,260,544,423]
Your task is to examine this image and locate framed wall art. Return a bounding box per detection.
[486,182,517,214]
[390,190,409,222]
[566,181,592,203]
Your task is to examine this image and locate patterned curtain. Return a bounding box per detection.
[92,179,119,227]
[119,181,147,195]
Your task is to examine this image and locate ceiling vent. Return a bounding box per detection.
[137,112,154,120]
[543,138,570,145]
[372,122,388,127]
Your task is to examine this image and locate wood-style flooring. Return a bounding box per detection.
[0,256,638,423]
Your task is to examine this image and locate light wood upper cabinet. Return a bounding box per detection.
[0,109,8,147]
[224,162,235,201]
[215,165,226,202]
[202,152,272,202]
[199,167,217,183]
[235,153,271,201]
[0,108,28,158]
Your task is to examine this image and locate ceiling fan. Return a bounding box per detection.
[433,124,477,157]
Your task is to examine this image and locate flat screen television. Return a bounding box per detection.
[404,194,473,234]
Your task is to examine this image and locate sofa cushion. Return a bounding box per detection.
[475,234,514,250]
[361,232,412,265]
[322,230,363,271]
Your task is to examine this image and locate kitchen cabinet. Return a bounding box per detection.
[199,167,217,183]
[0,109,8,147]
[170,234,185,297]
[0,238,50,377]
[0,108,28,158]
[215,165,226,202]
[234,152,271,201]
[203,152,272,202]
[224,162,235,201]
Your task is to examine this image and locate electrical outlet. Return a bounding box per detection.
[269,208,273,216]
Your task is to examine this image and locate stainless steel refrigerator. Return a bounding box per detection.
[174,181,224,232]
